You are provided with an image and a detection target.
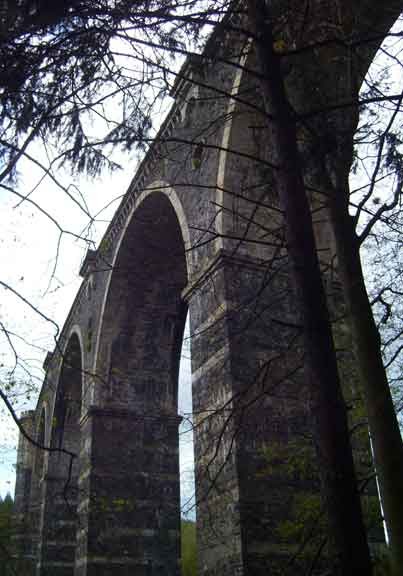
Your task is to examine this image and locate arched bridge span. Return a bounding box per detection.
[13,16,384,576]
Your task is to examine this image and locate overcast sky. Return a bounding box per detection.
[0,140,195,514]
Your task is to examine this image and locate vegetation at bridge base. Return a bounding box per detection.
[0,493,13,575]
[259,430,386,573]
[0,493,39,576]
[1,1,403,575]
[181,519,197,576]
[0,499,197,576]
[0,494,29,576]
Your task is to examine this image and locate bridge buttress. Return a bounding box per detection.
[13,410,36,571]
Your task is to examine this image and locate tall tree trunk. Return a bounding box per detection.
[329,175,403,574]
[248,1,372,573]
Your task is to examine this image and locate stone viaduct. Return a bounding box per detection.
[13,20,381,576]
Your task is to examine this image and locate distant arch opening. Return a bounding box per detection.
[51,333,82,468]
[179,316,195,519]
[178,314,197,573]
[38,332,83,573]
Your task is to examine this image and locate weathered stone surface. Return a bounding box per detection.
[13,18,383,576]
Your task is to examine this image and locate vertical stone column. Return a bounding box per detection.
[224,255,311,576]
[75,407,182,576]
[186,257,244,576]
[14,410,36,569]
[27,473,42,568]
[36,333,83,576]
[28,410,47,570]
[36,460,79,576]
[188,250,311,576]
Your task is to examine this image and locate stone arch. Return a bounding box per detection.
[65,324,85,364]
[95,187,188,409]
[37,331,83,575]
[92,182,191,400]
[215,40,250,249]
[50,331,83,472]
[63,324,86,410]
[144,180,192,258]
[77,188,189,574]
[215,43,280,264]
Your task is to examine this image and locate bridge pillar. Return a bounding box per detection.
[75,407,182,576]
[36,333,83,575]
[69,246,312,576]
[14,410,36,571]
[188,250,309,576]
[36,472,78,576]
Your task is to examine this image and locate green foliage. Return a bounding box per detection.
[260,440,327,567]
[0,494,38,575]
[260,439,318,484]
[181,520,196,576]
[0,0,221,181]
[260,437,383,569]
[0,493,14,576]
[277,492,323,542]
[373,551,393,576]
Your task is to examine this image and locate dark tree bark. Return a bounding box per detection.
[329,170,403,574]
[248,1,403,572]
[248,1,372,573]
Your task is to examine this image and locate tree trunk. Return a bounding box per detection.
[248,1,372,573]
[329,178,403,574]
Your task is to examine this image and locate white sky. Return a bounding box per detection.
[0,141,195,515]
[0,18,200,514]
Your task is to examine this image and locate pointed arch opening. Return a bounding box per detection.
[51,332,83,471]
[178,314,197,573]
[38,332,83,574]
[89,189,196,574]
[97,190,189,413]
